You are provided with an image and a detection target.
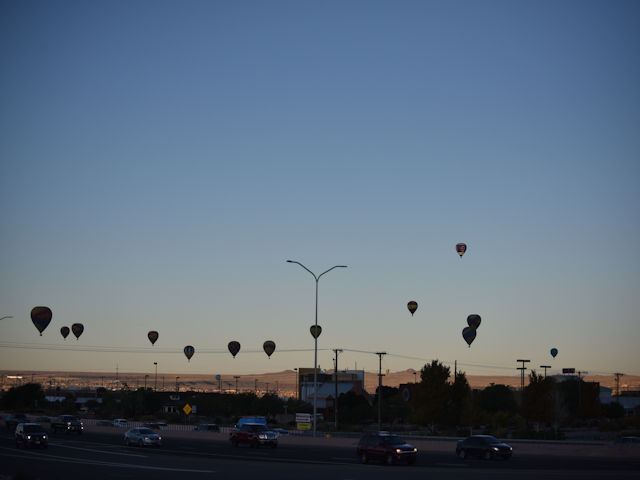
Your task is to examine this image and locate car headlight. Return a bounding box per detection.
[492,447,499,451]
[396,448,402,454]
[27,435,31,440]
[413,448,418,452]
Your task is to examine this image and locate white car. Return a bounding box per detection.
[113,419,129,428]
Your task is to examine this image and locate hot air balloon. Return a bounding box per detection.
[263,340,276,358]
[228,341,241,358]
[467,314,481,330]
[550,348,558,358]
[456,243,467,258]
[30,306,52,336]
[310,325,322,339]
[71,323,84,340]
[60,326,70,339]
[462,326,476,347]
[407,301,418,316]
[184,345,195,362]
[147,331,159,345]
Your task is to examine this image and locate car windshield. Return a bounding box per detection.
[249,425,268,432]
[61,416,78,421]
[138,428,154,434]
[23,425,44,433]
[382,435,406,445]
[484,436,500,444]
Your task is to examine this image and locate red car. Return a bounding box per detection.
[356,432,417,465]
[229,423,278,448]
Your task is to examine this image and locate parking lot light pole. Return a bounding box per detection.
[287,260,346,437]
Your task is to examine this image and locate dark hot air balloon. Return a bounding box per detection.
[467,314,481,330]
[71,323,84,340]
[550,348,558,358]
[263,340,276,358]
[184,345,195,362]
[310,325,322,339]
[30,306,52,336]
[462,326,476,347]
[60,326,70,339]
[228,341,241,358]
[147,331,159,345]
[407,301,418,316]
[456,243,467,258]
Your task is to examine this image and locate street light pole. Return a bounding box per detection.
[376,352,386,432]
[287,260,347,437]
[234,376,240,393]
[144,375,149,390]
[176,376,180,394]
[154,362,158,391]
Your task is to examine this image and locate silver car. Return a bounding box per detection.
[124,427,162,447]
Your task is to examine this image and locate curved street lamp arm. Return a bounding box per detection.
[318,265,347,280]
[286,260,318,281]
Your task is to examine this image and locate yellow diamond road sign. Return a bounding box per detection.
[183,403,192,415]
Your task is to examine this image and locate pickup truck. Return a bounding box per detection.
[230,423,278,448]
[51,415,83,434]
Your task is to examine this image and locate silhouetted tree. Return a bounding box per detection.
[477,384,518,414]
[415,360,451,429]
[522,371,556,425]
[0,383,44,410]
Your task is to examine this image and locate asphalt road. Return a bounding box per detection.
[1,428,639,480]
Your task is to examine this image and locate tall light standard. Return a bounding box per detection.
[153,362,158,391]
[287,260,347,437]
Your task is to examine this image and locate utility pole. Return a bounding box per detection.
[154,362,158,391]
[576,370,588,415]
[517,359,530,392]
[234,376,240,393]
[255,379,258,393]
[333,348,343,430]
[614,373,624,400]
[540,365,551,378]
[376,352,387,432]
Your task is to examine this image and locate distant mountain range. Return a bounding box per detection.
[2,369,637,396]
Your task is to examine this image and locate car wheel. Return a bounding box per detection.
[138,439,144,448]
[360,452,368,464]
[386,454,394,466]
[231,439,238,447]
[458,449,466,460]
[15,440,20,449]
[252,439,259,449]
[483,450,491,460]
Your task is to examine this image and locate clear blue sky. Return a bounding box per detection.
[1,0,638,379]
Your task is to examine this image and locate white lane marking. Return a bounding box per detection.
[0,447,215,473]
[51,443,147,458]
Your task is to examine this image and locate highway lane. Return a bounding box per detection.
[1,429,638,479]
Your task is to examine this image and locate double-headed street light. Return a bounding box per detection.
[287,260,347,437]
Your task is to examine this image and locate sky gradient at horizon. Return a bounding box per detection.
[1,1,639,378]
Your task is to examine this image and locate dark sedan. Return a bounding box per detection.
[15,423,48,449]
[456,435,512,460]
